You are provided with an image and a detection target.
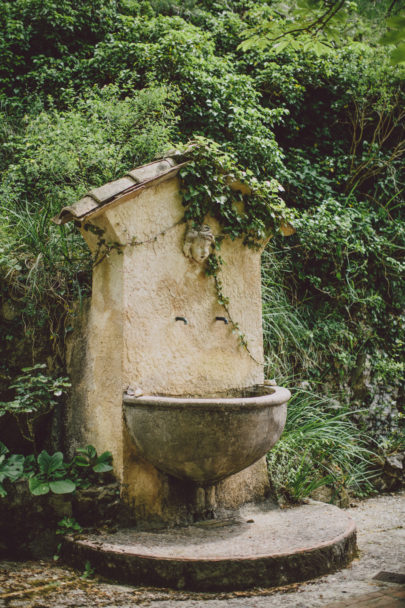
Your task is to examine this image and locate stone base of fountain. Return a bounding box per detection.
[62,500,356,591]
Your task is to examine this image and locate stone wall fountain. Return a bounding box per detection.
[53,154,357,590]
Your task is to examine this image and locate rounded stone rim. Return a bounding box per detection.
[123,385,291,410]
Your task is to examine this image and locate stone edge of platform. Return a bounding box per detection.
[61,512,357,591]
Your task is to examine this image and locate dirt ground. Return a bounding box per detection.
[0,491,404,608]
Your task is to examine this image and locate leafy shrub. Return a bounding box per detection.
[179,138,290,244]
[0,0,120,102]
[0,444,113,497]
[0,364,70,418]
[256,42,404,454]
[72,445,114,483]
[0,364,71,450]
[28,451,76,496]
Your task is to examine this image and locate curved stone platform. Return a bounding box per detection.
[62,500,357,591]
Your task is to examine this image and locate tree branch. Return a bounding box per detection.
[263,0,346,44]
[387,0,400,17]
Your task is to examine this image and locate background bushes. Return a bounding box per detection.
[0,0,403,499]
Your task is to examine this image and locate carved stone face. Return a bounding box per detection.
[183,224,215,263]
[189,234,212,262]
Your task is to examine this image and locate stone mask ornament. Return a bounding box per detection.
[183,223,215,263]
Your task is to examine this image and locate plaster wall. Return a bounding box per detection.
[118,178,264,395]
[67,175,270,524]
[66,221,125,480]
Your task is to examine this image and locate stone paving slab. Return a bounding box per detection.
[322,585,405,607]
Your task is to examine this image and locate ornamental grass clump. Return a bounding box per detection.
[267,388,378,503]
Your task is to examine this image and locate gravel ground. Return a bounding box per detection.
[0,491,404,608]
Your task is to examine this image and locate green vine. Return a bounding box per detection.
[84,220,186,268]
[82,223,124,268]
[179,137,292,363]
[206,253,261,363]
[84,138,293,362]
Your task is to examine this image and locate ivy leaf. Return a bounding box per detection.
[38,450,64,475]
[2,454,24,481]
[74,455,90,467]
[93,462,113,473]
[79,445,97,459]
[97,450,112,463]
[29,477,50,495]
[93,451,113,473]
[49,479,76,494]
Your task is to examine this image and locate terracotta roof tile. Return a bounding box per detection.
[88,176,137,204]
[53,196,99,225]
[52,156,182,225]
[126,159,176,183]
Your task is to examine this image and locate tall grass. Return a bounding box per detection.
[267,389,377,502]
[262,244,377,502]
[262,246,319,381]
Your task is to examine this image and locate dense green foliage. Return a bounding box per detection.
[0,0,403,501]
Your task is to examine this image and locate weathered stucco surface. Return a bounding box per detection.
[66,174,271,524]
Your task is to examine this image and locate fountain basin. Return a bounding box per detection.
[123,385,290,484]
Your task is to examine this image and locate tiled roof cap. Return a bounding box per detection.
[52,156,183,225]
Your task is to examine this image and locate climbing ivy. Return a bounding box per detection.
[178,138,293,361]
[178,138,291,247]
